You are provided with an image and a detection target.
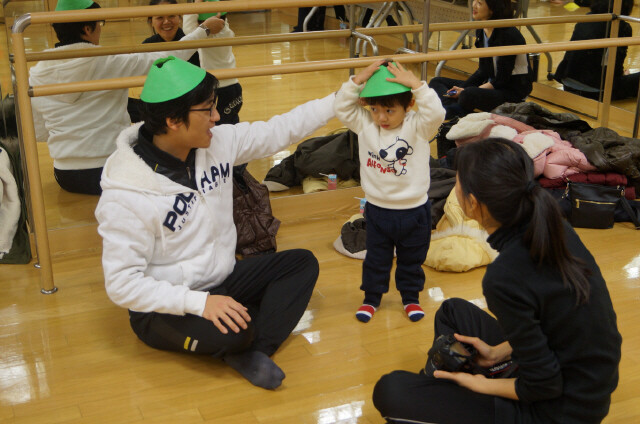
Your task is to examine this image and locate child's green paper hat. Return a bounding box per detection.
[55,0,94,11]
[359,63,412,98]
[198,0,227,20]
[140,56,206,103]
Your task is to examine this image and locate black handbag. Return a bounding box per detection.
[564,181,640,230]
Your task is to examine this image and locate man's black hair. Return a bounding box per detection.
[140,71,219,135]
[52,2,102,46]
[361,91,414,110]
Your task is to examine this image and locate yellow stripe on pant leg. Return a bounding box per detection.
[184,336,191,350]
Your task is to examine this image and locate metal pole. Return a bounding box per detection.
[11,14,57,294]
[421,0,431,80]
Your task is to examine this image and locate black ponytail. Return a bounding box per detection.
[455,138,591,305]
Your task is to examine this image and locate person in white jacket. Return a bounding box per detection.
[334,60,445,323]
[95,56,335,390]
[184,0,243,125]
[29,0,225,195]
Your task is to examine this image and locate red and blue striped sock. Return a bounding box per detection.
[355,304,377,323]
[404,303,425,322]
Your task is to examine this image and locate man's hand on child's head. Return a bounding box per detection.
[386,62,422,90]
[353,59,388,85]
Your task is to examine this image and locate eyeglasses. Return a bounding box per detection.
[98,20,106,27]
[189,102,217,117]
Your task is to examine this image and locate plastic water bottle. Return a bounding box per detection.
[339,19,348,48]
[359,198,367,214]
[327,174,337,190]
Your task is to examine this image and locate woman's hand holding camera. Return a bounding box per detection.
[434,369,490,392]
[433,334,518,399]
[453,333,512,367]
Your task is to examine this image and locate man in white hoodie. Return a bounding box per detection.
[29,0,224,195]
[95,56,335,389]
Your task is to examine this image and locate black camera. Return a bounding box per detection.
[424,334,477,377]
[424,334,519,379]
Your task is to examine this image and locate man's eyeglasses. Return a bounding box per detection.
[189,103,217,117]
[98,20,106,27]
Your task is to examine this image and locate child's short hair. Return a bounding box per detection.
[140,72,219,135]
[52,2,102,44]
[362,91,414,109]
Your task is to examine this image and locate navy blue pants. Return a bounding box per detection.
[362,201,432,305]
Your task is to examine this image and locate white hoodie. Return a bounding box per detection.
[95,94,335,317]
[29,27,208,170]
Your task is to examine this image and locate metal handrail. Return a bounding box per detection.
[9,0,636,293]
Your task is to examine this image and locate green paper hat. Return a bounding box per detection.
[140,56,206,103]
[198,0,227,20]
[55,0,94,11]
[359,63,412,98]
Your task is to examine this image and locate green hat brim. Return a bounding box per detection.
[55,0,94,11]
[198,0,226,20]
[141,56,207,103]
[359,64,412,98]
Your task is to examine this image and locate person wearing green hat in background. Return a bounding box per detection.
[184,0,243,126]
[142,0,200,68]
[95,56,336,390]
[334,59,445,324]
[28,0,224,195]
[127,0,202,124]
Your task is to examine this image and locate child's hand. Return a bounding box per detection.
[385,62,422,90]
[353,59,388,85]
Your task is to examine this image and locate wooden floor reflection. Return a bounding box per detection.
[0,7,639,424]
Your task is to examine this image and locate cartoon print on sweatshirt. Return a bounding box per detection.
[379,136,413,176]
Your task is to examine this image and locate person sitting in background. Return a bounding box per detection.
[292,6,347,32]
[429,0,532,120]
[29,0,223,195]
[128,0,201,123]
[553,0,639,100]
[143,0,200,67]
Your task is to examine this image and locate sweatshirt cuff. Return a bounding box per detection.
[347,76,364,90]
[184,290,209,316]
[412,81,428,93]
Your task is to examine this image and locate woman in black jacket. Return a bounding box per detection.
[554,0,639,100]
[372,138,622,424]
[429,0,532,119]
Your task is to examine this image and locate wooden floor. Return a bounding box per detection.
[1,6,639,424]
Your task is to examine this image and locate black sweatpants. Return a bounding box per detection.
[129,249,318,358]
[373,298,511,424]
[54,167,103,195]
[362,201,431,305]
[429,76,520,115]
[216,82,243,125]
